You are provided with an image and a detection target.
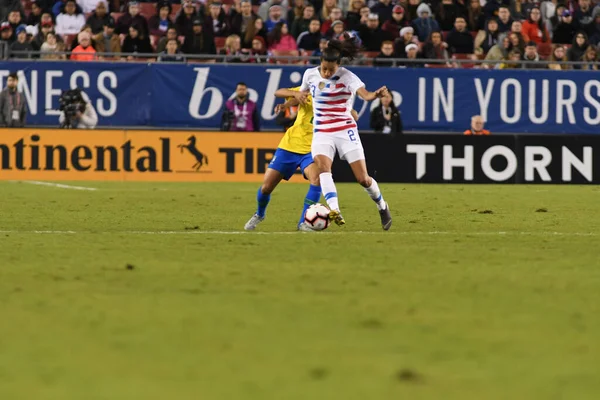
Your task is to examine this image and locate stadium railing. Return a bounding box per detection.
[4,49,599,69]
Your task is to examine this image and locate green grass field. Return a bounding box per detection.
[1,181,599,399]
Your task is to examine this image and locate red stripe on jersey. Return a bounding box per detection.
[318,118,353,126]
[322,99,347,105]
[316,107,346,113]
[316,124,357,133]
[335,83,346,89]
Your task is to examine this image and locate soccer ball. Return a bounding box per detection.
[304,203,330,231]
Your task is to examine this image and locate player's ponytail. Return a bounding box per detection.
[321,32,361,64]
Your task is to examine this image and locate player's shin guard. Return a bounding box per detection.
[298,184,322,226]
[256,187,271,217]
[319,172,339,211]
[365,178,386,210]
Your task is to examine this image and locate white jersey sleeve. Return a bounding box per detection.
[300,68,314,92]
[345,69,365,94]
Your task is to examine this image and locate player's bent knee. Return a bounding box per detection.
[356,175,371,187]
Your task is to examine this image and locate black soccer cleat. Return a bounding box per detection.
[379,203,392,231]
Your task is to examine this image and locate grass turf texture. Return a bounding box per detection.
[1,181,599,399]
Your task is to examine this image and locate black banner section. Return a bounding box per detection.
[331,135,599,184]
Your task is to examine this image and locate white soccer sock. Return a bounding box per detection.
[319,172,340,211]
[365,178,386,210]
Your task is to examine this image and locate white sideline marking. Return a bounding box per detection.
[0,230,596,237]
[13,181,98,191]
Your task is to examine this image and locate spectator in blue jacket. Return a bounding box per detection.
[412,3,439,42]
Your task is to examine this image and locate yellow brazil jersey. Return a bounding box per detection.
[277,87,313,155]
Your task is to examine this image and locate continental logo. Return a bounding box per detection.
[0,130,283,182]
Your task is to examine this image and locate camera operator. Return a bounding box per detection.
[58,89,98,129]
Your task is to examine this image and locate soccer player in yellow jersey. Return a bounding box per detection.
[244,87,357,231]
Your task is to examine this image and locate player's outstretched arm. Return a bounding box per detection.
[274,88,300,98]
[356,86,389,102]
[274,97,300,114]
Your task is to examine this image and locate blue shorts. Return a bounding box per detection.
[268,148,313,181]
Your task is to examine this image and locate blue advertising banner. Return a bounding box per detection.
[1,62,599,134]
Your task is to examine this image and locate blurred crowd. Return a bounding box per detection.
[0,0,598,68]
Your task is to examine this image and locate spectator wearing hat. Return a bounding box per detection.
[176,0,200,36]
[116,1,149,37]
[265,4,286,32]
[329,19,345,40]
[182,17,216,55]
[412,3,439,42]
[158,38,186,62]
[446,16,474,54]
[93,18,120,57]
[258,0,288,23]
[68,24,94,51]
[0,22,14,45]
[156,26,177,53]
[381,5,408,39]
[86,2,111,35]
[122,23,153,58]
[56,0,85,36]
[401,42,423,67]
[78,0,107,15]
[231,0,257,37]
[31,18,54,50]
[436,0,465,32]
[553,10,578,44]
[373,40,395,66]
[464,115,490,135]
[371,0,394,23]
[29,11,53,38]
[393,26,417,58]
[25,1,44,26]
[10,24,33,58]
[370,92,402,135]
[522,6,550,45]
[0,72,26,128]
[71,30,96,60]
[40,32,66,59]
[296,18,321,51]
[359,13,392,51]
[321,7,343,34]
[290,4,314,38]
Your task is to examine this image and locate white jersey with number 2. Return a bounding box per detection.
[300,66,367,163]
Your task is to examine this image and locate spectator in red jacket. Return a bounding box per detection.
[71,31,97,61]
[382,5,409,39]
[521,6,550,44]
[268,21,297,51]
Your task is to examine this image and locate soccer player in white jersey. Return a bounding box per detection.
[295,33,392,230]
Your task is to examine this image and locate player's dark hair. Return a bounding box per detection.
[321,32,361,64]
[236,82,247,87]
[8,72,18,80]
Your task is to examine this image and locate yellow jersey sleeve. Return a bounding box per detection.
[277,87,314,155]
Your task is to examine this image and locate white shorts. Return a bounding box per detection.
[311,129,365,164]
